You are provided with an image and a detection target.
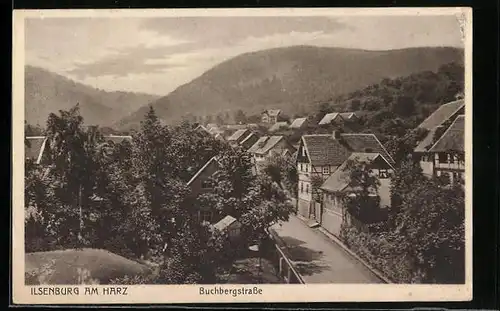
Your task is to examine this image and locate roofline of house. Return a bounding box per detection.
[427,114,465,153]
[417,100,465,129]
[35,137,48,165]
[299,136,313,164]
[186,156,218,186]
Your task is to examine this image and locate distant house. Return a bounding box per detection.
[25,136,49,165]
[426,115,465,184]
[268,121,289,133]
[261,109,282,124]
[194,124,211,135]
[247,135,296,173]
[186,156,221,223]
[320,152,394,237]
[413,99,465,177]
[339,112,359,122]
[318,112,345,126]
[227,129,251,146]
[212,215,242,242]
[296,131,394,221]
[289,117,308,130]
[239,132,259,150]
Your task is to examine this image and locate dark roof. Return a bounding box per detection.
[301,133,394,166]
[248,136,285,154]
[418,100,465,130]
[429,115,465,152]
[240,133,259,149]
[186,156,219,186]
[25,136,47,164]
[227,129,250,141]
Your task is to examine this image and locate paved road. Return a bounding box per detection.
[270,215,383,284]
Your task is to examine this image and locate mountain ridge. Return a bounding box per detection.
[25,65,160,127]
[117,45,464,130]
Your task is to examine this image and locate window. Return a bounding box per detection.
[300,163,303,171]
[305,164,308,173]
[322,166,330,174]
[302,147,306,157]
[199,211,212,223]
[201,179,212,189]
[379,169,389,179]
[438,153,448,163]
[300,182,304,193]
[305,184,309,194]
[453,172,461,183]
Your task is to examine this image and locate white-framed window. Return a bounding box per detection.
[201,179,212,189]
[305,184,309,194]
[322,166,330,174]
[302,147,306,157]
[379,169,389,179]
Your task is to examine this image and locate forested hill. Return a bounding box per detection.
[117,45,464,130]
[25,66,160,127]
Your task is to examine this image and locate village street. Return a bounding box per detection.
[270,215,383,284]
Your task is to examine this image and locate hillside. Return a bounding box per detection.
[25,66,160,127]
[117,45,464,130]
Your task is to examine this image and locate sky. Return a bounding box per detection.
[25,14,464,96]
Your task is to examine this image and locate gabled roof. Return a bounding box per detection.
[186,156,219,186]
[339,112,357,120]
[227,129,250,142]
[428,115,465,153]
[318,112,342,125]
[263,109,281,117]
[418,100,465,130]
[320,152,392,193]
[414,99,465,152]
[289,117,307,129]
[247,136,285,155]
[269,122,289,132]
[240,132,258,146]
[300,133,395,166]
[25,136,48,164]
[195,124,210,133]
[213,215,239,231]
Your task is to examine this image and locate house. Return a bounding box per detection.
[268,122,289,133]
[289,117,308,130]
[318,112,345,126]
[261,109,282,124]
[194,124,211,135]
[247,135,296,173]
[239,132,259,150]
[186,156,221,223]
[426,115,465,184]
[212,215,242,242]
[103,135,132,145]
[227,129,251,145]
[339,112,358,122]
[25,136,49,165]
[413,99,465,177]
[319,152,394,237]
[296,131,394,220]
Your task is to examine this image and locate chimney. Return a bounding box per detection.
[332,130,341,139]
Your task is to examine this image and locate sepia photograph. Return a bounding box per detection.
[12,8,472,304]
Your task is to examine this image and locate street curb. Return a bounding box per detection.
[293,215,392,284]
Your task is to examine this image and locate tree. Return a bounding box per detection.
[234,110,247,124]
